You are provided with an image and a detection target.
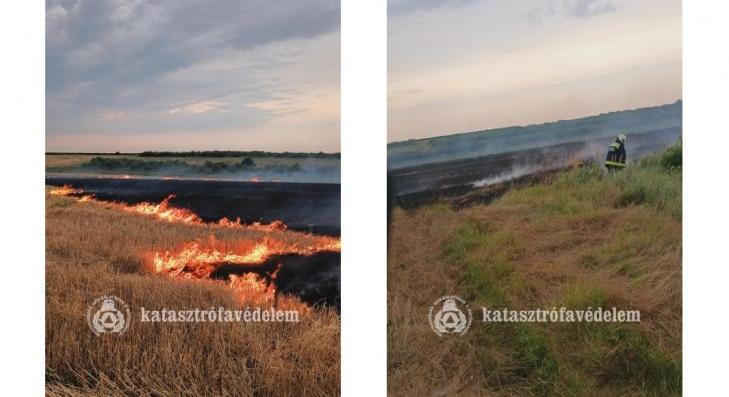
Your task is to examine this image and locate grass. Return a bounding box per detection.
[388,145,681,396]
[46,191,339,396]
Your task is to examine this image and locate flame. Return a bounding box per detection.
[217,217,288,232]
[49,185,81,196]
[147,237,339,306]
[48,185,291,232]
[229,272,277,306]
[149,237,340,276]
[250,176,261,183]
[122,194,202,224]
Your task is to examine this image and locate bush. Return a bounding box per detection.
[659,140,682,169]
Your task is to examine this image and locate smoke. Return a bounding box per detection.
[470,139,603,187]
[471,164,543,187]
[71,159,341,184]
[390,127,681,201]
[471,130,681,188]
[388,101,682,170]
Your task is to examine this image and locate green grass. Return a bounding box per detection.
[497,147,682,221]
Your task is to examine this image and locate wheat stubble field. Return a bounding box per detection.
[46,191,340,397]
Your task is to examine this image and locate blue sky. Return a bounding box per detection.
[46,0,340,152]
[388,0,682,142]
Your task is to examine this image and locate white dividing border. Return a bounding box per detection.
[683,0,729,394]
[341,0,387,395]
[0,1,45,394]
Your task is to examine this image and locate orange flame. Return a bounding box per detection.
[49,185,81,196]
[149,237,340,276]
[147,237,339,306]
[122,194,202,224]
[229,272,277,306]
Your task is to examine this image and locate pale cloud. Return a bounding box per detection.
[525,4,556,25]
[97,111,127,122]
[388,0,481,16]
[169,100,228,115]
[526,0,617,25]
[565,0,618,18]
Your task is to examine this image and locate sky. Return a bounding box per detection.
[46,0,340,152]
[388,0,682,142]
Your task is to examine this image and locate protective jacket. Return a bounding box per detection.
[605,139,626,169]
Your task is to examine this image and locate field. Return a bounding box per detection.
[46,190,340,396]
[46,153,341,183]
[388,144,682,396]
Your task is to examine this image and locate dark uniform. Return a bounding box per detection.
[604,138,626,174]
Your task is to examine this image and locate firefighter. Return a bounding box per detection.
[605,134,627,174]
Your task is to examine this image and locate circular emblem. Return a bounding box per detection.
[87,295,130,335]
[428,295,472,336]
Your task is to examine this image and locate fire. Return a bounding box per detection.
[122,194,202,225]
[217,217,288,232]
[250,176,261,183]
[229,272,277,306]
[149,237,340,276]
[48,185,292,232]
[147,237,339,306]
[49,185,81,196]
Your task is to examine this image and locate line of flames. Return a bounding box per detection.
[50,185,289,232]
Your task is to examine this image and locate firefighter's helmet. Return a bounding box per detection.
[618,134,627,143]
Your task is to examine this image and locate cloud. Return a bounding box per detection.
[46,0,339,92]
[97,111,127,122]
[46,0,340,151]
[169,100,227,115]
[525,0,617,25]
[564,0,618,19]
[525,4,556,25]
[388,0,481,16]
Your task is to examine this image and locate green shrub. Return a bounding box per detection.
[659,140,682,170]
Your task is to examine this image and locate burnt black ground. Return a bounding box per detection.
[210,251,341,309]
[45,176,341,235]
